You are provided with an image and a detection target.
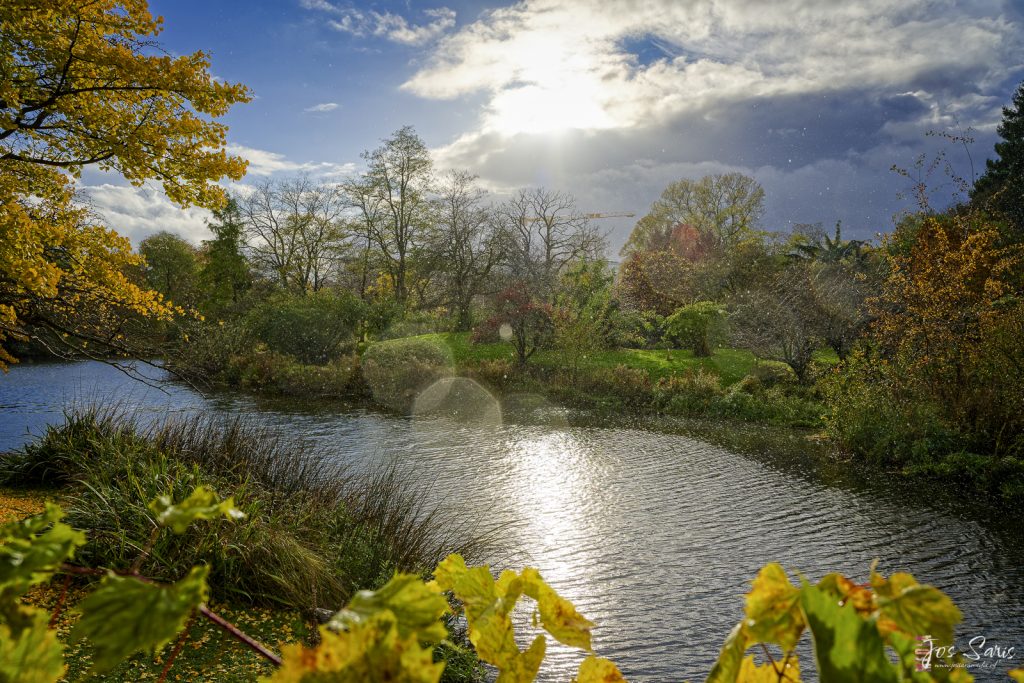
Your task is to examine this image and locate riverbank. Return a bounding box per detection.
[0,412,487,682]
[168,330,1024,508]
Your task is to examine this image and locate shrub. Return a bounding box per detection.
[570,364,652,408]
[247,290,366,365]
[475,287,553,366]
[170,319,253,381]
[610,309,665,349]
[654,369,723,414]
[468,358,517,392]
[663,301,728,357]
[362,337,454,413]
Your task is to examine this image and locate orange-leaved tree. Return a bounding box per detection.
[0,0,251,368]
[871,211,1024,447]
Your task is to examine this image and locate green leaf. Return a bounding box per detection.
[148,485,244,534]
[871,566,961,647]
[0,503,85,596]
[706,622,752,683]
[0,608,65,683]
[70,566,208,673]
[744,563,804,651]
[330,572,449,645]
[800,582,898,683]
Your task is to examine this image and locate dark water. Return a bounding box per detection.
[2,361,1023,681]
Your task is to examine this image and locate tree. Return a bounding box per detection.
[664,301,727,357]
[139,232,200,309]
[871,212,1024,434]
[621,173,765,256]
[241,176,348,292]
[789,221,866,264]
[972,80,1024,240]
[475,287,553,366]
[0,0,250,367]
[616,249,694,315]
[496,188,606,299]
[348,126,434,305]
[432,170,506,330]
[731,263,823,383]
[200,197,251,316]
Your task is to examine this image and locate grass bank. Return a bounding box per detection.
[0,410,488,682]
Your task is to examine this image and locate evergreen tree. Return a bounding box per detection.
[201,197,251,316]
[972,81,1024,239]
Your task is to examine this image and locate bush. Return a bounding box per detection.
[170,319,253,381]
[468,358,517,392]
[228,350,363,398]
[611,309,664,349]
[567,364,652,408]
[247,290,366,365]
[663,301,728,357]
[821,350,958,466]
[362,337,454,413]
[654,369,723,413]
[0,409,488,612]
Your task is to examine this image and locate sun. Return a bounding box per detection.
[484,38,616,136]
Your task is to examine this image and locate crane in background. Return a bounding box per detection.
[523,211,635,223]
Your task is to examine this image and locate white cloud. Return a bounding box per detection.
[404,0,1019,138]
[301,1,456,46]
[304,102,339,113]
[226,143,355,177]
[82,182,213,246]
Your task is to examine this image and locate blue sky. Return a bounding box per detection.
[87,0,1024,253]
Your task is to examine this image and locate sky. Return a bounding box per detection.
[82,0,1024,254]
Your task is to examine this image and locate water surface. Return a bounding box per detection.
[2,361,1022,681]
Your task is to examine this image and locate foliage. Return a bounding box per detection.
[616,249,694,316]
[869,212,1024,453]
[348,126,435,305]
[664,301,728,357]
[708,562,972,683]
[475,287,554,366]
[362,337,454,413]
[972,79,1024,240]
[200,197,252,317]
[621,173,765,256]
[139,232,202,310]
[247,290,366,364]
[0,0,250,367]
[730,264,823,383]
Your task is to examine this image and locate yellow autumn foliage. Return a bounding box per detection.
[0,0,251,367]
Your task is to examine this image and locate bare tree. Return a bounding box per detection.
[432,170,507,329]
[348,126,434,305]
[730,263,823,383]
[241,176,348,292]
[496,188,605,298]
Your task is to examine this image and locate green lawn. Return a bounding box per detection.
[416,332,790,386]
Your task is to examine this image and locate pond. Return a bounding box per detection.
[1,360,1022,681]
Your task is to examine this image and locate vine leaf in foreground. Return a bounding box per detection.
[69,565,209,674]
[0,608,65,683]
[148,485,245,534]
[0,503,85,596]
[799,582,898,683]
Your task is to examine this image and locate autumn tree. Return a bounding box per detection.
[474,287,553,366]
[0,0,250,367]
[872,212,1024,436]
[241,177,348,293]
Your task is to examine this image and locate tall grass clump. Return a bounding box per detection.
[0,407,490,612]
